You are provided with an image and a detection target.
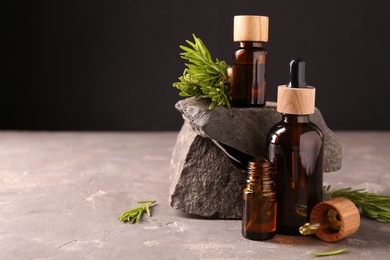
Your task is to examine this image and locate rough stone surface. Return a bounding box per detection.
[170,122,245,218]
[170,97,343,218]
[175,97,342,172]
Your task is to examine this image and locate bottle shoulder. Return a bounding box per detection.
[269,121,323,132]
[267,121,323,144]
[307,122,324,138]
[234,48,267,63]
[234,47,267,55]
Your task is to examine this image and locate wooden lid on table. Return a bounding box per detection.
[310,197,361,242]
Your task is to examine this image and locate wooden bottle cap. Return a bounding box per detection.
[310,197,360,242]
[234,15,269,42]
[276,85,316,115]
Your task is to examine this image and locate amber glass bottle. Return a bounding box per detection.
[232,15,269,107]
[267,58,323,235]
[242,159,276,240]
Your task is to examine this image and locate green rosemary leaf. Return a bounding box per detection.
[179,45,195,53]
[137,200,155,204]
[118,200,156,224]
[209,101,216,110]
[185,39,197,50]
[173,34,231,109]
[146,205,151,217]
[117,206,143,220]
[310,248,348,257]
[373,205,390,212]
[328,186,390,222]
[136,210,143,222]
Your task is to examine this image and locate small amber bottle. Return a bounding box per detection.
[266,58,323,235]
[242,158,276,240]
[232,15,269,107]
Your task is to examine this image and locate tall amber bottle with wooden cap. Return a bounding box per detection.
[232,15,269,107]
[266,58,323,235]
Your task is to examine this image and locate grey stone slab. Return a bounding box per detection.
[176,97,342,172]
[0,131,389,259]
[170,122,245,218]
[170,98,342,218]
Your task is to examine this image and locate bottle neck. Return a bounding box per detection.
[246,159,276,198]
[282,114,310,124]
[239,41,264,48]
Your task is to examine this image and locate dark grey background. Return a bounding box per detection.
[1,0,389,131]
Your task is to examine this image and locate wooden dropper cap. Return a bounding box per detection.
[233,15,269,42]
[310,197,361,242]
[277,58,316,115]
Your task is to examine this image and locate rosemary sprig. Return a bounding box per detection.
[326,186,390,222]
[118,200,156,224]
[173,34,231,109]
[310,248,348,257]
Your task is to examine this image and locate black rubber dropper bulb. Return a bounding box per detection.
[287,58,308,88]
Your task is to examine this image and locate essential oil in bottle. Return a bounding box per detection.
[242,158,276,240]
[266,58,323,236]
[232,15,269,107]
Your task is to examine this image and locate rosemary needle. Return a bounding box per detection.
[118,200,156,224]
[310,248,348,257]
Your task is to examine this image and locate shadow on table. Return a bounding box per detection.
[175,210,226,220]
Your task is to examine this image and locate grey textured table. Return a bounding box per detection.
[0,131,389,259]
